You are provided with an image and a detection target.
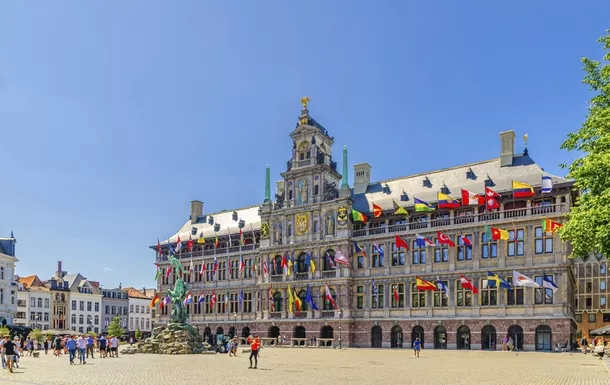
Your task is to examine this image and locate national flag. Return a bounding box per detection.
[485,187,500,210]
[326,252,336,269]
[287,286,294,314]
[416,277,437,291]
[460,235,472,249]
[437,192,460,209]
[512,181,535,198]
[394,234,409,251]
[200,262,206,276]
[461,189,483,206]
[215,236,220,248]
[197,295,205,306]
[372,280,378,301]
[512,270,539,288]
[211,292,217,306]
[187,235,193,252]
[393,200,409,216]
[183,291,193,305]
[268,285,275,312]
[543,275,558,294]
[168,241,175,255]
[239,290,244,309]
[175,236,182,253]
[156,238,162,255]
[154,264,161,280]
[487,271,511,290]
[354,241,367,258]
[351,208,368,223]
[305,252,316,274]
[373,241,385,258]
[292,253,299,274]
[239,229,245,245]
[334,250,349,265]
[542,218,562,233]
[485,224,509,240]
[263,260,269,276]
[436,231,456,247]
[148,293,160,308]
[239,256,245,271]
[165,266,171,279]
[188,259,194,274]
[293,289,302,316]
[306,284,319,311]
[415,234,434,247]
[325,283,337,309]
[541,175,553,194]
[197,231,205,244]
[212,257,218,274]
[281,254,289,275]
[372,203,383,218]
[459,274,478,294]
[162,295,171,306]
[392,285,399,303]
[436,277,449,297]
[414,197,434,212]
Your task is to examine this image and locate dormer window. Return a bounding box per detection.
[382,184,390,194]
[213,223,221,232]
[423,176,432,188]
[232,211,238,221]
[208,216,214,225]
[466,168,476,180]
[400,191,409,201]
[440,185,450,194]
[484,175,495,187]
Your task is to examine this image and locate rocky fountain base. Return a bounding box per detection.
[125,322,204,355]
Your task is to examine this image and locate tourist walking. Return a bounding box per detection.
[66,336,77,365]
[413,337,421,358]
[25,338,32,356]
[110,335,119,357]
[248,335,261,369]
[77,335,87,364]
[86,335,94,359]
[581,337,588,354]
[13,338,20,368]
[3,336,16,373]
[595,340,606,360]
[1,335,7,369]
[54,336,62,357]
[43,337,49,355]
[98,335,107,358]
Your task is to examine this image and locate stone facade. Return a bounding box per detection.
[153,102,577,351]
[0,235,18,325]
[101,287,129,333]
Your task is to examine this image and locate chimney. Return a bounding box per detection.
[190,200,203,224]
[499,130,515,167]
[57,261,62,274]
[353,163,372,195]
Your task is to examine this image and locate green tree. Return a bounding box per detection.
[29,328,44,343]
[135,328,142,340]
[107,315,124,337]
[561,30,610,258]
[0,326,10,338]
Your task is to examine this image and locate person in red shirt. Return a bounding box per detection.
[248,335,261,369]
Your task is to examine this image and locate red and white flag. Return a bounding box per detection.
[334,250,349,265]
[461,189,483,206]
[211,292,217,306]
[165,266,172,279]
[239,256,245,271]
[392,285,399,303]
[436,231,456,247]
[187,235,193,252]
[189,259,194,274]
[485,187,501,211]
[460,274,479,294]
[200,262,206,277]
[269,285,275,312]
[325,283,337,309]
[263,260,269,276]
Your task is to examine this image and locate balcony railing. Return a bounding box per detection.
[321,310,335,318]
[157,243,259,262]
[353,204,565,238]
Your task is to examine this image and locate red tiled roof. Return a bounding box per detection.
[122,287,151,299]
[18,275,44,289]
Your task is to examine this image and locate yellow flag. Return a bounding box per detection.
[287,285,294,314]
[310,259,316,274]
[393,200,409,216]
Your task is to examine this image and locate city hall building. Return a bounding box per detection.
[153,100,576,351]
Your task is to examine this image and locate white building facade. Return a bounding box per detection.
[15,277,51,330]
[124,288,153,336]
[66,274,102,334]
[0,235,18,326]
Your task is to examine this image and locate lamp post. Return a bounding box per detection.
[87,315,92,333]
[233,313,237,338]
[34,314,39,330]
[338,308,343,349]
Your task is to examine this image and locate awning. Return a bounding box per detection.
[589,325,610,336]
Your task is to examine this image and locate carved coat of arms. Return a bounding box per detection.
[295,213,310,235]
[337,206,348,227]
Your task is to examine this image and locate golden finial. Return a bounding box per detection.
[300,96,310,109]
[523,133,529,147]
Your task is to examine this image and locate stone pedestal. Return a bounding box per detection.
[136,322,204,354]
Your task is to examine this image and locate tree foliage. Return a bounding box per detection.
[561,30,610,258]
[0,326,10,338]
[29,328,44,343]
[135,328,142,340]
[107,315,124,337]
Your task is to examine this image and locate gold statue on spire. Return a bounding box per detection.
[300,96,310,109]
[523,133,529,147]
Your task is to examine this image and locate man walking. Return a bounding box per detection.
[248,335,261,369]
[413,337,421,358]
[86,335,94,359]
[77,335,87,364]
[98,335,107,358]
[2,336,16,373]
[66,336,77,365]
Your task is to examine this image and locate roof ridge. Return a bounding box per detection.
[202,203,261,217]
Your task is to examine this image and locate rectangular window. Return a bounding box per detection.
[230,260,238,280]
[87,302,92,311]
[602,263,607,274]
[589,313,597,323]
[217,294,226,313]
[118,307,122,315]
[356,286,364,309]
[94,302,99,312]
[390,284,405,308]
[37,298,43,308]
[507,229,525,256]
[105,305,110,314]
[141,305,145,313]
[45,299,50,308]
[245,259,253,278]
[433,282,448,307]
[433,238,449,263]
[534,227,553,254]
[230,293,240,313]
[371,284,385,309]
[602,297,607,308]
[506,277,524,305]
[456,280,472,307]
[534,275,554,304]
[205,295,213,314]
[72,301,77,311]
[480,279,498,306]
[243,292,252,313]
[410,283,426,308]
[456,235,473,261]
[602,281,607,291]
[219,262,227,281]
[481,232,498,259]
[372,244,384,268]
[130,305,133,312]
[135,305,139,313]
[111,306,116,315]
[79,301,84,311]
[411,241,426,265]
[603,314,610,323]
[391,243,405,266]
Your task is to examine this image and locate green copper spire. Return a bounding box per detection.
[264,165,271,202]
[341,145,348,189]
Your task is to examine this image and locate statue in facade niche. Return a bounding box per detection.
[274,222,282,243]
[298,179,308,205]
[325,212,335,236]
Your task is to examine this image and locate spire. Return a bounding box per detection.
[341,145,348,189]
[264,165,271,202]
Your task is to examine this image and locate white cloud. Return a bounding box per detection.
[103,267,112,272]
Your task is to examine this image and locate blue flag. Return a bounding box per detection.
[305,284,319,311]
[372,280,378,300]
[292,254,298,273]
[239,290,244,307]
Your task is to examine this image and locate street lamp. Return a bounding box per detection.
[233,313,237,338]
[338,308,343,349]
[87,315,92,333]
[34,314,39,330]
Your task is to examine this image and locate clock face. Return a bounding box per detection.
[261,222,269,238]
[296,213,309,235]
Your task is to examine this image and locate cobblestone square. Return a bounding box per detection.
[0,348,608,385]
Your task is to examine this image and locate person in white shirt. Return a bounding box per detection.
[76,335,87,364]
[110,336,119,358]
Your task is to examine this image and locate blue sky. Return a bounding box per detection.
[1,1,608,289]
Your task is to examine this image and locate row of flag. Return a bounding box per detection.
[149,289,247,311]
[268,284,324,313]
[157,226,253,255]
[351,177,553,223]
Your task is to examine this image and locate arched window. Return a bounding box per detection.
[79,315,84,324]
[71,314,76,325]
[323,249,336,271]
[457,325,470,350]
[535,325,552,351]
[481,325,497,350]
[297,290,309,312]
[321,287,336,310]
[273,291,283,312]
[297,252,307,273]
[273,255,283,275]
[94,315,99,325]
[61,293,66,302]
